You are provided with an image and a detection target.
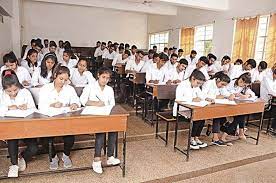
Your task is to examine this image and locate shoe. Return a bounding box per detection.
[190,139,200,150]
[195,139,208,148]
[212,140,227,147]
[92,161,103,174]
[18,157,26,172]
[8,165,19,178]
[107,156,120,166]
[49,155,59,170]
[61,153,72,168]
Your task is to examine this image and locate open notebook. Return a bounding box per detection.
[81,106,113,115]
[38,107,82,117]
[1,108,37,118]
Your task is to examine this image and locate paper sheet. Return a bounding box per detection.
[3,108,37,118]
[183,101,210,107]
[235,96,258,102]
[214,99,237,105]
[38,107,81,117]
[81,106,113,115]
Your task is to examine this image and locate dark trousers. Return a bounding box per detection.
[191,120,205,137]
[94,132,117,158]
[221,115,246,135]
[8,138,38,165]
[46,136,75,158]
[119,79,132,101]
[213,117,227,133]
[271,106,276,130]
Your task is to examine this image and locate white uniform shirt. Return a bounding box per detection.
[185,55,198,66]
[31,67,52,87]
[125,59,145,76]
[38,82,80,111]
[251,68,267,83]
[70,68,95,87]
[202,79,230,99]
[0,66,31,87]
[60,59,78,69]
[146,64,167,83]
[173,79,205,116]
[226,80,255,97]
[164,67,185,82]
[184,64,209,80]
[164,61,178,71]
[102,51,116,60]
[112,54,129,66]
[260,73,276,103]
[94,47,107,57]
[80,81,115,107]
[21,60,38,76]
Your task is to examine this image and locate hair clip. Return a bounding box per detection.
[4,70,12,77]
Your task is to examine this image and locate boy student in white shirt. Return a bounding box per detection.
[185,50,198,66]
[21,49,39,76]
[251,61,268,83]
[102,44,116,60]
[34,42,44,65]
[125,43,130,51]
[168,48,173,58]
[94,42,107,58]
[129,45,138,61]
[118,50,145,102]
[22,39,37,60]
[42,39,49,54]
[80,67,119,174]
[31,53,58,87]
[164,53,178,71]
[165,58,188,84]
[0,70,38,178]
[260,64,276,133]
[141,49,155,72]
[38,66,80,170]
[163,47,169,56]
[202,72,235,146]
[70,58,96,87]
[152,45,158,53]
[229,59,257,80]
[1,52,31,88]
[177,49,184,61]
[146,52,168,84]
[213,55,231,74]
[173,70,209,149]
[61,49,78,69]
[206,53,217,76]
[112,50,130,66]
[184,56,210,80]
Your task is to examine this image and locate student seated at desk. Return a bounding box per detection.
[219,73,255,142]
[129,45,138,61]
[185,50,198,66]
[60,49,78,69]
[173,70,209,150]
[38,66,80,170]
[164,53,178,71]
[94,42,107,58]
[80,67,120,174]
[251,61,268,83]
[70,58,95,87]
[229,59,256,80]
[260,64,276,133]
[184,56,209,80]
[206,53,217,76]
[1,52,31,88]
[21,49,39,76]
[213,55,231,74]
[165,58,188,84]
[202,72,235,146]
[102,44,116,60]
[146,53,168,84]
[31,53,58,87]
[177,49,184,61]
[112,50,130,66]
[0,70,38,178]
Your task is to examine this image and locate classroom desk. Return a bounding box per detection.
[114,64,126,75]
[0,105,129,177]
[174,100,265,161]
[128,73,146,105]
[145,84,177,125]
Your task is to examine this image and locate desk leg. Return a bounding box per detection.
[122,132,127,177]
[115,132,118,158]
[174,104,179,150]
[186,118,193,161]
[256,112,264,145]
[48,138,53,162]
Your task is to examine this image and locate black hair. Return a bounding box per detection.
[101,42,106,46]
[31,39,36,44]
[179,58,188,65]
[125,43,130,48]
[211,71,230,83]
[40,53,58,78]
[148,49,154,55]
[153,45,157,49]
[159,52,169,61]
[170,53,178,59]
[26,49,38,67]
[153,53,160,59]
[49,41,57,48]
[178,49,184,53]
[222,55,231,61]
[36,38,42,44]
[1,69,23,90]
[77,57,90,69]
[273,69,276,75]
[136,50,145,56]
[59,40,63,43]
[258,61,267,70]
[199,56,209,64]
[119,43,124,47]
[164,47,168,51]
[124,50,131,56]
[131,45,137,50]
[235,72,252,85]
[207,53,217,61]
[119,46,124,51]
[109,44,115,48]
[52,65,70,81]
[191,50,197,55]
[169,48,173,51]
[246,59,257,68]
[98,67,112,76]
[114,42,119,45]
[108,41,112,44]
[3,52,18,64]
[64,41,72,50]
[189,69,205,81]
[97,41,101,44]
[44,39,49,42]
[36,42,44,49]
[235,59,243,65]
[63,49,73,57]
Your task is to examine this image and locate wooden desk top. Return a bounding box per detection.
[176,100,265,121]
[146,84,177,99]
[129,72,146,84]
[0,105,129,140]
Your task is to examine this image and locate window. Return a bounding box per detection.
[149,32,169,52]
[254,15,270,62]
[194,24,213,56]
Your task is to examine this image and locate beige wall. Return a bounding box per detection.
[22,0,148,48]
